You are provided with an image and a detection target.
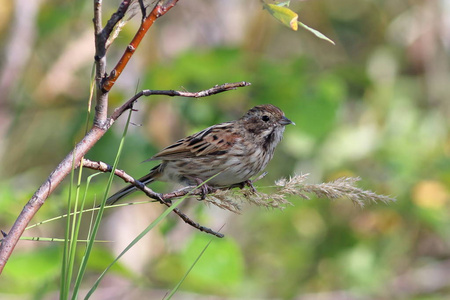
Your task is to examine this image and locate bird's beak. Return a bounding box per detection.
[279,116,295,126]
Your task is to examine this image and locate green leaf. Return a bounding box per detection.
[263,2,335,44]
[263,3,298,31]
[275,1,291,7]
[298,21,335,45]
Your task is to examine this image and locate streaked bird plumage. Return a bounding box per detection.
[106,104,293,205]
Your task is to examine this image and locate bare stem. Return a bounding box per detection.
[101,0,179,92]
[82,159,224,238]
[111,81,251,121]
[103,0,133,38]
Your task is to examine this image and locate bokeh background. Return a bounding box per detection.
[0,0,449,299]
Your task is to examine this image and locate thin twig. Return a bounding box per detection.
[103,0,134,39]
[82,159,224,238]
[138,0,147,22]
[94,1,135,128]
[101,0,179,92]
[110,81,251,121]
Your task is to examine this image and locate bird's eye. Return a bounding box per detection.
[261,115,270,122]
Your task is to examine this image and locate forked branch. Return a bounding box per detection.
[0,0,245,274]
[101,0,180,92]
[0,81,248,272]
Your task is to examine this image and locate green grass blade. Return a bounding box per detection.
[60,150,77,300]
[25,196,156,230]
[165,236,215,300]
[72,108,134,300]
[84,196,186,299]
[64,159,85,298]
[84,171,223,299]
[68,173,102,293]
[19,237,110,243]
[59,63,97,300]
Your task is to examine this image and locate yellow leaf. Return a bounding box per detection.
[263,3,298,31]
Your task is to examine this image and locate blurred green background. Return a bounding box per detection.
[0,0,449,299]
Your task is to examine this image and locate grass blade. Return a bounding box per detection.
[60,150,77,300]
[85,172,223,299]
[84,196,186,299]
[71,108,134,299]
[165,236,215,300]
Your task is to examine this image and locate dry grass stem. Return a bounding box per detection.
[205,174,395,212]
[107,20,127,48]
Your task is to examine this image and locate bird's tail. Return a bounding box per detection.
[105,172,156,206]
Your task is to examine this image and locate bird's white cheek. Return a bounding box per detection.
[262,128,274,137]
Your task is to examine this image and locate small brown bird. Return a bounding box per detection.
[106,104,293,205]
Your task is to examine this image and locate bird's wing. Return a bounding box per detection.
[145,122,240,161]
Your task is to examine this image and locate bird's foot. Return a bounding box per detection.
[244,180,257,193]
[193,178,215,200]
[234,180,257,193]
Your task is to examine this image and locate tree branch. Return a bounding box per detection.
[0,0,250,274]
[0,126,107,271]
[82,159,224,238]
[110,81,251,121]
[101,0,179,92]
[93,0,109,128]
[0,82,248,273]
[103,0,133,38]
[93,0,103,36]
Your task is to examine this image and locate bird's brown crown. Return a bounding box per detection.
[243,104,285,119]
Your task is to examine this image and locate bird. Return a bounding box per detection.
[106,104,294,205]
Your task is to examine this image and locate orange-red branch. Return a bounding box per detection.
[101,1,179,92]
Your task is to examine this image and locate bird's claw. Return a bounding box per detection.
[233,180,257,193]
[244,180,257,193]
[193,178,215,200]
